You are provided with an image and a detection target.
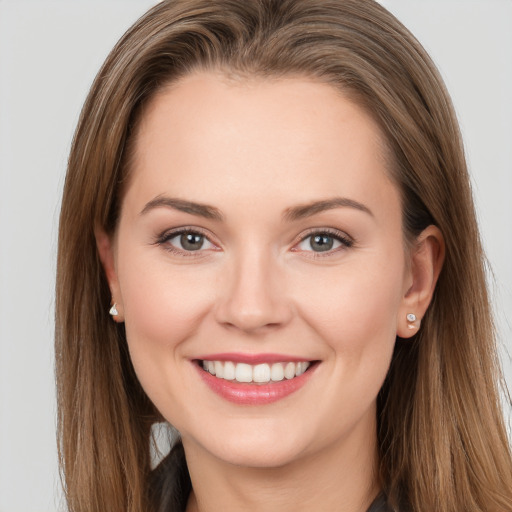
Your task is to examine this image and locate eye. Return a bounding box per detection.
[294,230,353,254]
[157,228,217,254]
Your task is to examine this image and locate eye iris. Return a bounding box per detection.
[310,234,334,252]
[180,233,204,251]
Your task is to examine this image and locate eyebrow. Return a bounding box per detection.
[140,195,372,222]
[140,196,223,220]
[283,197,373,221]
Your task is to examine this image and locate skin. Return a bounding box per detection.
[97,72,444,512]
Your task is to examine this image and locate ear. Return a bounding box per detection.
[95,226,124,322]
[397,225,445,338]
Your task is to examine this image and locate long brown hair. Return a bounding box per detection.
[56,1,512,510]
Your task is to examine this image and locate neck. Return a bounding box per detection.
[183,415,380,512]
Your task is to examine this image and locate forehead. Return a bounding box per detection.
[126,72,398,221]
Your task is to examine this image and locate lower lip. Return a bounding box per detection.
[196,363,316,405]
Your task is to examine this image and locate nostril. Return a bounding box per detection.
[215,301,293,333]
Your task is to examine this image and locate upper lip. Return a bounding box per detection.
[195,353,314,365]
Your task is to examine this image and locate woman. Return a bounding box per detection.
[55,1,512,511]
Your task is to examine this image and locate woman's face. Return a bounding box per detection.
[102,73,417,468]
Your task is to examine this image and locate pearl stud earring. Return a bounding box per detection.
[109,303,119,316]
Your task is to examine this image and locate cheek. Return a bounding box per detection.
[118,249,216,354]
[294,252,405,356]
[117,251,219,414]
[290,253,405,430]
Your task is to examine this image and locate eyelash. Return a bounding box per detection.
[154,227,218,257]
[154,227,354,257]
[292,228,354,257]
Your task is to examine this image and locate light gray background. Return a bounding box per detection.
[0,1,511,511]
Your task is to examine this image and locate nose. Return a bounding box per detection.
[214,248,293,334]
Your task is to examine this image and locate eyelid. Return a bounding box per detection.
[153,225,353,257]
[154,226,221,256]
[290,227,354,255]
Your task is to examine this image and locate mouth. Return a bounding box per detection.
[194,356,318,405]
[198,359,312,384]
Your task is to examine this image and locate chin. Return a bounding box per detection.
[213,444,305,469]
[183,425,313,469]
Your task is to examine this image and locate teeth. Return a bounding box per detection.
[235,363,252,383]
[202,360,311,384]
[284,362,296,380]
[253,363,270,383]
[224,361,236,380]
[270,363,284,381]
[214,361,224,379]
[296,362,308,376]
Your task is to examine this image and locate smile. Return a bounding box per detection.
[201,360,311,384]
[196,357,317,405]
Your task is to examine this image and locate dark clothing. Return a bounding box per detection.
[367,492,393,512]
[151,442,393,511]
